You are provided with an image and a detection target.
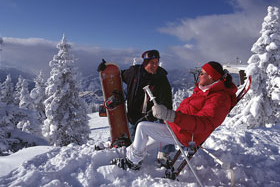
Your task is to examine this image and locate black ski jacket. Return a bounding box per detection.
[121,65,172,125]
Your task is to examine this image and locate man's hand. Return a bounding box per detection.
[152,104,176,122]
[97,59,107,72]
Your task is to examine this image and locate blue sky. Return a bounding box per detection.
[0,0,280,76]
[0,0,234,50]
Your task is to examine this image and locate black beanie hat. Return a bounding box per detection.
[141,50,160,66]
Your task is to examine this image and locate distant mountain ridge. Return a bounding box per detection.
[80,68,196,112]
[167,68,197,91]
[0,66,197,112]
[0,67,35,89]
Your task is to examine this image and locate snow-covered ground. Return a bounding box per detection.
[0,113,280,187]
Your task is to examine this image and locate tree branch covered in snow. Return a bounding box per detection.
[230,6,280,128]
[42,35,90,146]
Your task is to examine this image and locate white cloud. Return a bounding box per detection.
[1,37,56,75]
[183,44,194,49]
[0,37,141,77]
[158,0,280,69]
[1,0,279,77]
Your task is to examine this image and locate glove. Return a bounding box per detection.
[152,104,176,122]
[97,59,107,72]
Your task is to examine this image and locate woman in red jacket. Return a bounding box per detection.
[111,61,237,170]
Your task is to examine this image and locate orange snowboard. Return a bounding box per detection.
[99,63,131,147]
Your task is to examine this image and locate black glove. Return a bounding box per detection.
[97,59,107,72]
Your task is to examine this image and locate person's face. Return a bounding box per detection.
[198,69,215,86]
[144,58,159,74]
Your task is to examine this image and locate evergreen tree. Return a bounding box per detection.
[0,74,14,105]
[230,6,280,128]
[43,35,90,146]
[19,79,33,110]
[17,79,42,137]
[30,71,47,122]
[0,76,44,153]
[14,75,23,106]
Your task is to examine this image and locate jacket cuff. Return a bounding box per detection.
[166,110,176,123]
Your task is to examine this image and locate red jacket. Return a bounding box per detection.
[168,80,237,147]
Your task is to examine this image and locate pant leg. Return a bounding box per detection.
[151,120,175,154]
[128,117,147,141]
[126,121,180,164]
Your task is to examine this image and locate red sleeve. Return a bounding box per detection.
[173,93,231,134]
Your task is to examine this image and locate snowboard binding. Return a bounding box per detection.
[104,90,124,110]
[111,134,131,148]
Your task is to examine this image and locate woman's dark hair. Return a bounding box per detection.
[208,61,234,88]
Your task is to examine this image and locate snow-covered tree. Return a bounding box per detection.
[230,6,280,128]
[16,78,42,137]
[43,35,90,146]
[0,74,14,105]
[14,75,23,106]
[0,75,45,154]
[0,101,44,153]
[0,102,16,153]
[0,77,18,153]
[19,79,33,110]
[30,71,47,123]
[172,88,189,109]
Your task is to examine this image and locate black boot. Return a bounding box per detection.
[110,157,142,170]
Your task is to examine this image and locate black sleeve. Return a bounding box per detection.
[121,65,137,84]
[121,69,128,84]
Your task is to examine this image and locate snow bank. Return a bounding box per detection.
[0,113,280,187]
[0,146,53,177]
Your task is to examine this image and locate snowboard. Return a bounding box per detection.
[99,63,131,148]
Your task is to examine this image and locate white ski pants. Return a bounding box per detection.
[126,121,182,164]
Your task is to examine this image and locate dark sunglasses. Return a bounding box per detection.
[199,71,208,76]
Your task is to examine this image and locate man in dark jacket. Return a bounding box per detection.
[121,50,174,162]
[98,50,175,161]
[122,50,172,135]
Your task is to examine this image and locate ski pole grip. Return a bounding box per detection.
[143,85,158,105]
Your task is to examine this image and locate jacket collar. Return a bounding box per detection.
[198,80,220,92]
[195,80,237,96]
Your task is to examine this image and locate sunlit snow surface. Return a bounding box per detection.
[0,113,280,187]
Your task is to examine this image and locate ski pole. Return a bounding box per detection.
[143,85,204,187]
[200,147,235,187]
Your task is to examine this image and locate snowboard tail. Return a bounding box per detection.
[99,63,131,147]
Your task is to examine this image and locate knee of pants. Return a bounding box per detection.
[136,121,149,132]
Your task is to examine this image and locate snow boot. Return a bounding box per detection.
[157,151,172,168]
[110,157,142,170]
